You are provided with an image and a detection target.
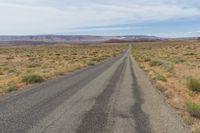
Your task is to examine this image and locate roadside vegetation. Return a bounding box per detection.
[132,40,200,132]
[187,76,200,93]
[22,74,45,84]
[0,44,127,94]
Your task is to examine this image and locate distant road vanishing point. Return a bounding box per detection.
[0,48,189,133]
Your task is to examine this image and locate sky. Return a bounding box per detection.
[0,0,200,37]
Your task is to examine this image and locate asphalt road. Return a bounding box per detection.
[0,49,190,133]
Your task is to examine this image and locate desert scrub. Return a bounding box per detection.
[6,81,18,92]
[55,71,65,76]
[187,77,200,93]
[149,59,163,66]
[161,62,174,74]
[0,68,3,75]
[143,57,151,62]
[88,61,96,66]
[155,74,167,82]
[186,101,200,118]
[22,74,45,84]
[155,82,167,92]
[0,44,127,93]
[149,59,174,74]
[183,116,194,126]
[27,63,41,68]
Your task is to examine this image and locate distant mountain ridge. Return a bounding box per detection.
[0,35,164,44]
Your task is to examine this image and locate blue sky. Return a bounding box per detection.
[0,0,200,37]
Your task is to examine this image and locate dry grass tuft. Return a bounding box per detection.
[22,74,45,84]
[186,101,200,118]
[187,77,200,93]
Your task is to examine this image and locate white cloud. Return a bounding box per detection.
[156,30,200,38]
[0,0,200,35]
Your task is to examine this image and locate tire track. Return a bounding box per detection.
[129,57,153,133]
[76,57,127,133]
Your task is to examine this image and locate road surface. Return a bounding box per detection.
[0,49,189,133]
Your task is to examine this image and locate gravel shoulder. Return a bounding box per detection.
[130,55,190,133]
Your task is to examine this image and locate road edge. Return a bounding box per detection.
[0,51,126,102]
[130,54,191,132]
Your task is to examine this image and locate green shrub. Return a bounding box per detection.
[149,59,163,66]
[91,58,102,62]
[55,71,65,76]
[22,74,44,84]
[42,64,49,69]
[156,74,167,82]
[0,68,3,75]
[161,62,174,74]
[6,81,18,92]
[149,59,175,74]
[179,59,186,63]
[155,82,167,92]
[187,77,200,92]
[6,56,14,60]
[8,68,16,73]
[183,116,193,125]
[143,57,151,62]
[185,101,200,118]
[27,63,40,68]
[88,61,96,66]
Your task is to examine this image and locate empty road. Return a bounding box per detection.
[0,49,189,133]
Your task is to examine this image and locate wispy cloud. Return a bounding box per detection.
[0,0,200,36]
